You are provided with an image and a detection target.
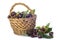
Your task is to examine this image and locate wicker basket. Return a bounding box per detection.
[8,3,36,35]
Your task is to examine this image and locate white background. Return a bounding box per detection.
[0,0,60,40]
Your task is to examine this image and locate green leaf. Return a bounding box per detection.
[38,32,44,36]
[36,26,40,29]
[38,32,53,38]
[43,34,53,39]
[17,11,20,14]
[26,10,29,14]
[33,9,35,14]
[23,11,28,18]
[30,9,35,14]
[45,23,50,30]
[45,28,52,33]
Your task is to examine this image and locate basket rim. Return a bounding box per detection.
[8,14,36,19]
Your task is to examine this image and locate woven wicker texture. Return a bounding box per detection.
[8,3,36,35]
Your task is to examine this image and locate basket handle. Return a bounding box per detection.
[10,3,32,14]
